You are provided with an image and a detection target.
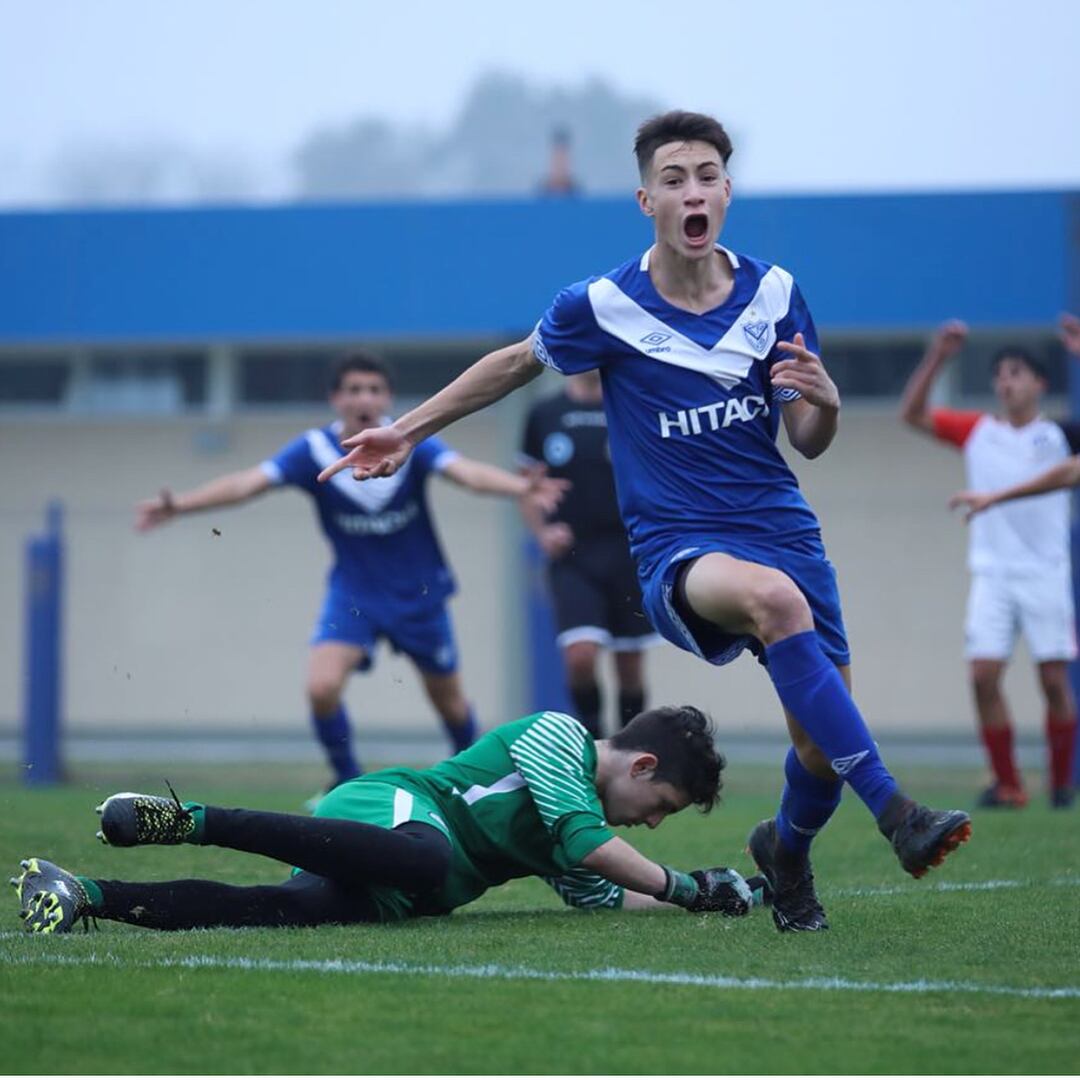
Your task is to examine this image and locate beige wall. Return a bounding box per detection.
[0,399,1052,738]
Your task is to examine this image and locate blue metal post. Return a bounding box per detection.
[23,501,64,785]
[523,537,572,715]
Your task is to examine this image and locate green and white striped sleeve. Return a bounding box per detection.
[507,710,614,866]
[544,869,624,911]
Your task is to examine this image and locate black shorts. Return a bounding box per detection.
[547,537,659,652]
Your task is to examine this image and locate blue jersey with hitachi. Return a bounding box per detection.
[261,421,459,615]
[533,245,848,668]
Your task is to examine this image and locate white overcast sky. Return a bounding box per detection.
[3,0,1079,203]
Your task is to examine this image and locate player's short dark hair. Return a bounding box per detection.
[991,345,1048,382]
[330,350,393,392]
[634,111,733,179]
[611,704,724,812]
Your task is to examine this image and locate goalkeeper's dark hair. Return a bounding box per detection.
[611,705,724,812]
[634,110,733,179]
[330,350,394,392]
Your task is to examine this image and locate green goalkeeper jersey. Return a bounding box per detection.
[326,711,622,919]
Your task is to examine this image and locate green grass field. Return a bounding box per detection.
[2,758,1078,1074]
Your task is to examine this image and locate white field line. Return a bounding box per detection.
[835,874,1080,898]
[2,949,1079,1000]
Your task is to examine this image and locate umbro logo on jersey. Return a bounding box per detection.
[742,320,770,354]
[830,751,869,776]
[640,331,674,353]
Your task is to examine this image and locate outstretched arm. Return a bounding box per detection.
[950,456,1080,520]
[581,837,754,916]
[134,466,272,531]
[899,320,968,435]
[439,456,568,515]
[517,465,575,559]
[318,338,544,483]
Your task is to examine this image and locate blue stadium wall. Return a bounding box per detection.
[0,189,1077,344]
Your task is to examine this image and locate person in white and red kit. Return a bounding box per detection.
[900,315,1080,810]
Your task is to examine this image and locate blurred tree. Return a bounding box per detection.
[48,140,256,205]
[292,71,663,200]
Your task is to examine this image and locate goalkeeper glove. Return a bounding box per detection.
[656,865,755,916]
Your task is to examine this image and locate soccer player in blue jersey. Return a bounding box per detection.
[316,112,974,932]
[135,352,565,789]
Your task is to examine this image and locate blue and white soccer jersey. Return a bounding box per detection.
[533,245,850,667]
[260,421,462,674]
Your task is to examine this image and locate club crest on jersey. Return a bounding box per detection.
[543,432,575,466]
[742,320,770,354]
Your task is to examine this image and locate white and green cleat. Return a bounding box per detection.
[10,857,91,934]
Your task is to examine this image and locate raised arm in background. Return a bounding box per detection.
[899,320,969,434]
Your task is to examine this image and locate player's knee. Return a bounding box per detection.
[1038,670,1073,712]
[398,824,451,893]
[564,641,599,684]
[426,678,468,720]
[307,677,343,714]
[748,575,812,641]
[970,663,1003,703]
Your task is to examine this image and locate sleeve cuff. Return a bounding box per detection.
[259,461,285,485]
[556,812,614,866]
[431,450,460,473]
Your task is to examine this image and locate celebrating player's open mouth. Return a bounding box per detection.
[682,212,711,249]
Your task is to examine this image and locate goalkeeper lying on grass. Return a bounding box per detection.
[13,705,769,932]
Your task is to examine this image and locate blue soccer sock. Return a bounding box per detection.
[776,746,843,856]
[311,705,361,786]
[765,630,900,819]
[444,707,478,754]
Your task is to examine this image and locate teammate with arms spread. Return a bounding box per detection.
[135,352,564,789]
[316,112,972,932]
[903,315,1080,808]
[520,369,660,737]
[13,706,772,932]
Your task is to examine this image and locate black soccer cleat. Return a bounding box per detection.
[976,783,1028,810]
[10,857,92,934]
[747,818,828,932]
[96,788,196,847]
[879,796,972,879]
[1050,787,1075,810]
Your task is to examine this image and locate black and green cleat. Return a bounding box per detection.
[10,857,92,934]
[95,789,196,847]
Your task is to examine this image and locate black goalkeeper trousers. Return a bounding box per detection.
[94,806,451,931]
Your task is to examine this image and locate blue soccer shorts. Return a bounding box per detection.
[311,591,459,674]
[641,534,851,668]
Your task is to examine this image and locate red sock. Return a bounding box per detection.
[1046,711,1077,791]
[980,725,1022,790]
